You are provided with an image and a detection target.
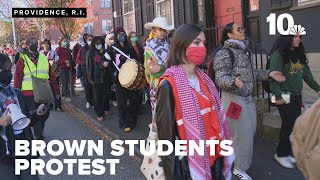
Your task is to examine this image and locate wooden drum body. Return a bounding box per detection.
[118,60,145,90]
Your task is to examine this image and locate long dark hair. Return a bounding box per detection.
[270,35,307,64]
[127,31,140,46]
[167,24,203,68]
[90,36,105,51]
[0,53,10,69]
[220,22,235,45]
[42,39,51,50]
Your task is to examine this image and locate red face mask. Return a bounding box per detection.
[186,46,207,65]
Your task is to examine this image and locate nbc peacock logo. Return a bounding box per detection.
[289,25,307,35]
[267,13,307,36]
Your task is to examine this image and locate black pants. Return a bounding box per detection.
[22,96,49,140]
[276,95,302,157]
[115,80,141,129]
[93,82,111,117]
[83,76,94,105]
[59,69,71,97]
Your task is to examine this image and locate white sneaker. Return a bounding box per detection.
[274,154,294,168]
[112,101,117,107]
[65,97,72,102]
[233,168,252,180]
[86,102,91,109]
[62,96,66,100]
[288,155,296,164]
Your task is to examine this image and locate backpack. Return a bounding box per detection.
[290,100,320,180]
[207,45,235,91]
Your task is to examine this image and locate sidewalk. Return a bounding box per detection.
[66,86,304,180]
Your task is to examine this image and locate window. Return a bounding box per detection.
[196,0,205,25]
[271,0,292,9]
[123,0,136,33]
[89,0,92,5]
[106,0,111,7]
[107,20,112,31]
[101,0,111,8]
[298,0,320,6]
[250,0,260,11]
[84,22,94,34]
[155,0,173,26]
[102,19,112,34]
[102,20,107,34]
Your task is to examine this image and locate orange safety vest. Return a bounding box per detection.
[161,76,223,166]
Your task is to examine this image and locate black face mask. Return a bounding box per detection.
[0,70,13,85]
[29,44,38,52]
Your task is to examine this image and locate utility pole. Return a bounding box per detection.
[0,11,16,46]
[11,17,16,46]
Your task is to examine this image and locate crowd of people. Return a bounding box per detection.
[0,16,319,180]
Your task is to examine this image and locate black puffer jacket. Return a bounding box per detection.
[86,49,111,84]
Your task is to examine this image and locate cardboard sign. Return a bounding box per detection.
[226,102,242,119]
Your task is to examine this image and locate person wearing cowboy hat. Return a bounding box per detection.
[144,17,174,118]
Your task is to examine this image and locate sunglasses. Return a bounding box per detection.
[233,27,246,33]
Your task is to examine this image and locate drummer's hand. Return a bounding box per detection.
[148,60,156,69]
[150,64,161,74]
[103,61,109,68]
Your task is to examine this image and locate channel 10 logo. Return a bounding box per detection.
[267,13,306,36]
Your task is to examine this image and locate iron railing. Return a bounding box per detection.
[248,39,274,112]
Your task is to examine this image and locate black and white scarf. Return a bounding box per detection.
[0,83,20,156]
[0,83,17,111]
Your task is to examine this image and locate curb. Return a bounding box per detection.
[63,101,144,159]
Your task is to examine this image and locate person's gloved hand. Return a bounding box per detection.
[37,104,48,116]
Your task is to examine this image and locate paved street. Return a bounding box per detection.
[9,67,305,179]
[38,110,145,180]
[67,85,305,180]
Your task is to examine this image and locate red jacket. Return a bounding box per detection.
[55,47,71,69]
[14,56,60,97]
[72,43,81,61]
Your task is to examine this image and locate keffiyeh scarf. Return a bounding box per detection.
[161,65,233,180]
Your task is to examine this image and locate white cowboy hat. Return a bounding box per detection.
[144,17,174,31]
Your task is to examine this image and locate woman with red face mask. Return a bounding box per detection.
[155,24,233,180]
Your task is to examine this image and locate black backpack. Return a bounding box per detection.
[207,46,235,91]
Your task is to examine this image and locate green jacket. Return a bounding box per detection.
[270,51,320,100]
